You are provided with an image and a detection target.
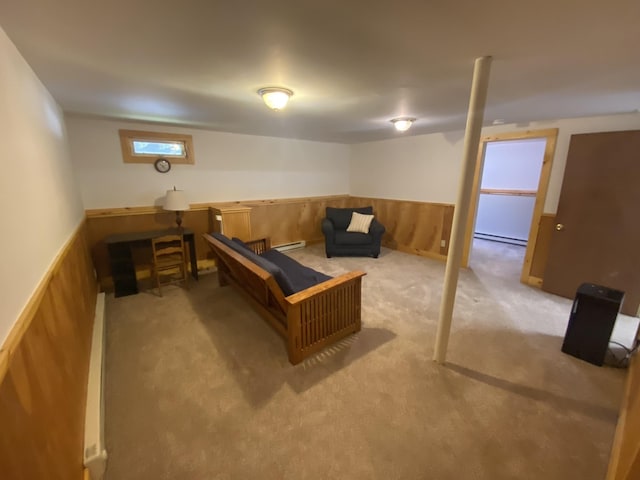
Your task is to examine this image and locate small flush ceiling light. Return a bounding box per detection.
[391,117,416,132]
[258,87,294,111]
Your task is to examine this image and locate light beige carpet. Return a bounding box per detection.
[103,239,637,480]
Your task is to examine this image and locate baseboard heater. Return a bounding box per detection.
[273,240,306,252]
[84,292,107,480]
[474,232,527,247]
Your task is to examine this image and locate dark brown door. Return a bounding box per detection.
[543,130,640,316]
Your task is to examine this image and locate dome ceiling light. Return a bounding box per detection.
[391,117,416,132]
[257,87,294,111]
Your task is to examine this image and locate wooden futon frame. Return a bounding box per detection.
[203,234,366,364]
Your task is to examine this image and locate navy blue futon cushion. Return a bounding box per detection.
[212,233,296,296]
[260,249,332,293]
[212,232,247,256]
[231,237,251,250]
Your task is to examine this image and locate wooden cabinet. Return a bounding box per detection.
[210,205,252,241]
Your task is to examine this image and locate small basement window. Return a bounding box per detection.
[119,129,195,164]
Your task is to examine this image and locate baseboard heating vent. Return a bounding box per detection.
[84,292,107,480]
[474,232,527,247]
[273,240,306,252]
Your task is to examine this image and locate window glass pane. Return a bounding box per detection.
[132,140,185,156]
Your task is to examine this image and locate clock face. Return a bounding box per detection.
[154,158,171,173]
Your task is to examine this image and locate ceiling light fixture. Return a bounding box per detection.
[258,87,294,111]
[391,117,415,132]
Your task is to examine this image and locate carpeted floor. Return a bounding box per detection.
[103,239,637,480]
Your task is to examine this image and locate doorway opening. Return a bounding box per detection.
[462,128,558,286]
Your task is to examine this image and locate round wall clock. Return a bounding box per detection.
[154,158,171,173]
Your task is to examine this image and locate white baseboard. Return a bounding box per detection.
[84,292,107,480]
[273,240,306,252]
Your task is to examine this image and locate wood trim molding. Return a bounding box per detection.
[232,194,350,206]
[606,353,640,480]
[119,129,195,165]
[85,194,352,218]
[86,205,172,218]
[462,128,559,289]
[480,128,560,143]
[0,349,8,385]
[520,131,558,284]
[351,195,454,208]
[479,188,537,197]
[526,276,544,287]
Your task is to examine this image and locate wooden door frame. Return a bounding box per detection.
[461,128,559,286]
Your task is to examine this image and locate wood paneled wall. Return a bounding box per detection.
[86,195,455,289]
[607,353,640,480]
[86,206,212,289]
[0,222,98,480]
[350,197,454,259]
[86,195,352,289]
[529,213,555,280]
[85,195,564,290]
[246,195,351,246]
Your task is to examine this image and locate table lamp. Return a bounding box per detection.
[163,187,189,228]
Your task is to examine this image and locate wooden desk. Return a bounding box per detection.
[105,228,198,297]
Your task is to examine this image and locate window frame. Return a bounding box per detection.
[119,129,195,165]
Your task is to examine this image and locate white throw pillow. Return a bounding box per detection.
[347,212,375,234]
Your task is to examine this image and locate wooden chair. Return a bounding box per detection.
[151,234,189,296]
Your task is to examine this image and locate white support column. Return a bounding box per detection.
[433,56,492,364]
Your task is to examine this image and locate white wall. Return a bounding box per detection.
[67,117,350,209]
[349,131,466,204]
[0,27,85,344]
[480,139,546,190]
[350,113,640,213]
[475,138,546,241]
[475,196,536,241]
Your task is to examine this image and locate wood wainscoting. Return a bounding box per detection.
[86,205,212,289]
[463,128,559,286]
[86,195,563,290]
[607,352,640,480]
[86,195,352,290]
[528,213,555,284]
[349,197,454,259]
[87,195,453,290]
[0,221,98,480]
[246,195,351,246]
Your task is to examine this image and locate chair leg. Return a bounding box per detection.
[183,262,189,290]
[154,269,163,297]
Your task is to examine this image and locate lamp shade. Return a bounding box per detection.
[164,189,189,211]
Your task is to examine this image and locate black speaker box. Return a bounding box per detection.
[561,283,625,366]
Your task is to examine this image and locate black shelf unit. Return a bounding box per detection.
[561,283,625,366]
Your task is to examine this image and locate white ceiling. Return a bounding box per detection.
[1,0,639,143]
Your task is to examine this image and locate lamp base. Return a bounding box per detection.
[175,211,183,229]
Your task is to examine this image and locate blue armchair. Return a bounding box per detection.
[321,206,385,258]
